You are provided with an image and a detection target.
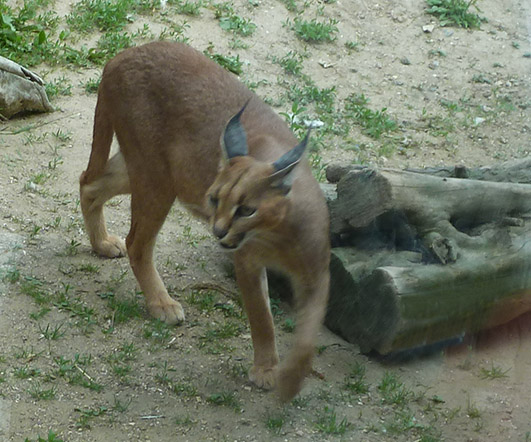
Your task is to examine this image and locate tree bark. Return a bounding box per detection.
[324,160,531,354]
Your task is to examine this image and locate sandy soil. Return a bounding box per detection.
[0,0,530,441]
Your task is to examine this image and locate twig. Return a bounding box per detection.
[74,363,94,382]
[183,282,234,296]
[0,112,81,135]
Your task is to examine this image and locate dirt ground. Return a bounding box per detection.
[0,0,530,441]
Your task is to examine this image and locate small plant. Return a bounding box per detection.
[479,363,510,380]
[171,0,203,16]
[204,50,243,75]
[272,50,304,76]
[67,0,131,33]
[24,429,64,442]
[377,372,413,407]
[314,406,351,435]
[38,322,65,340]
[292,17,338,43]
[82,76,101,93]
[281,317,295,332]
[45,76,73,98]
[344,361,369,394]
[343,93,397,139]
[76,406,108,429]
[207,391,241,411]
[426,0,484,29]
[266,413,285,435]
[143,319,172,342]
[28,382,57,400]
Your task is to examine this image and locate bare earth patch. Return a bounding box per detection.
[0,0,530,440]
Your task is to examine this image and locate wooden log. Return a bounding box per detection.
[323,163,531,354]
[326,236,531,354]
[328,168,531,253]
[405,157,531,184]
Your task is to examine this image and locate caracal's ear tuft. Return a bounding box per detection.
[220,100,251,161]
[267,129,310,194]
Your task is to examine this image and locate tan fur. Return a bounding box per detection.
[79,42,330,401]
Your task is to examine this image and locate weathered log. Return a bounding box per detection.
[0,56,53,119]
[405,157,531,184]
[323,164,531,354]
[326,237,531,354]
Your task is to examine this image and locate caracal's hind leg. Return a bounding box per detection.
[234,255,279,390]
[80,152,130,258]
[126,188,184,325]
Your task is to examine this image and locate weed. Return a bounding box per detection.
[143,319,172,342]
[76,406,108,429]
[82,76,101,94]
[67,0,131,33]
[479,363,510,380]
[281,317,295,332]
[171,0,203,16]
[175,415,196,426]
[24,429,64,442]
[292,17,338,43]
[272,50,304,76]
[344,93,397,139]
[112,395,132,412]
[344,361,369,394]
[466,397,481,418]
[65,239,81,256]
[314,406,351,435]
[213,2,256,36]
[378,372,413,407]
[2,267,20,283]
[20,276,49,305]
[14,365,41,379]
[207,391,242,411]
[266,413,285,435]
[38,322,65,340]
[345,40,359,51]
[205,51,243,75]
[426,0,484,29]
[28,382,57,400]
[106,292,142,324]
[45,76,73,98]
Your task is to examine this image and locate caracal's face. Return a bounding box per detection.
[205,156,289,251]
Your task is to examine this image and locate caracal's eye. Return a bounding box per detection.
[209,195,219,208]
[235,205,256,218]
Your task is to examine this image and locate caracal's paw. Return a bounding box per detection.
[276,364,307,403]
[94,235,127,258]
[249,365,277,391]
[147,298,185,325]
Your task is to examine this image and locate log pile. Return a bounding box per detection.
[323,158,531,355]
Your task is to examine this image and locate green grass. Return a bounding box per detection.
[378,372,414,407]
[66,0,132,33]
[24,430,64,442]
[479,364,510,380]
[314,406,351,435]
[426,0,484,29]
[344,361,369,394]
[292,17,338,43]
[272,50,305,76]
[343,93,397,139]
[207,391,242,412]
[213,2,256,37]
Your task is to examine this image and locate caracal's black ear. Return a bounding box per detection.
[221,100,251,161]
[268,129,310,194]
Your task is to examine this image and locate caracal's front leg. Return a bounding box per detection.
[276,272,330,402]
[80,153,130,258]
[126,191,185,325]
[234,254,279,390]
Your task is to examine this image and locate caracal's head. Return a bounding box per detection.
[205,102,309,251]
